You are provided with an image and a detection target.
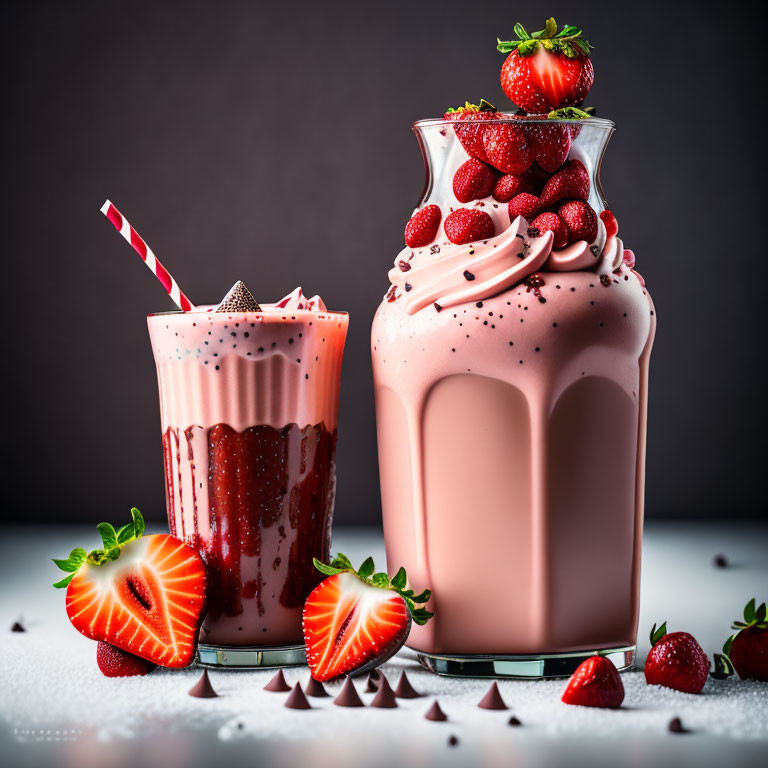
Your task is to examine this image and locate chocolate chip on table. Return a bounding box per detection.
[668,717,687,733]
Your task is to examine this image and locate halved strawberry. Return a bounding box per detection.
[303,554,432,682]
[53,508,207,669]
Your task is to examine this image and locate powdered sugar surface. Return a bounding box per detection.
[1,524,766,760]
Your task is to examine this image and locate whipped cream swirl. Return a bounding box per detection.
[389,213,612,315]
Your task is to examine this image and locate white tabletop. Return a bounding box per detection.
[1,522,766,768]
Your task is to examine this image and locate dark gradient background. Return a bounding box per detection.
[3,1,764,525]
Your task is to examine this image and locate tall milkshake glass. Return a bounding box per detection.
[372,116,655,678]
[149,292,348,667]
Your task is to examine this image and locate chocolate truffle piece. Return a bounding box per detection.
[10,621,25,632]
[216,280,261,313]
[188,669,218,698]
[478,681,508,710]
[425,700,447,722]
[264,669,291,692]
[285,683,312,710]
[508,715,522,726]
[371,676,398,708]
[334,677,365,707]
[394,671,421,698]
[304,676,330,697]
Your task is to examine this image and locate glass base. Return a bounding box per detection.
[416,645,635,679]
[196,643,306,669]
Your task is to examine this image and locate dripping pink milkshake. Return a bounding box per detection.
[149,286,348,662]
[372,116,655,676]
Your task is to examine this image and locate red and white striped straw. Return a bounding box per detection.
[100,200,195,312]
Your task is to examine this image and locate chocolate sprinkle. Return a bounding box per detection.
[334,677,365,707]
[448,735,459,747]
[425,700,447,721]
[434,302,442,312]
[284,683,311,710]
[394,671,421,699]
[478,681,508,710]
[304,676,330,697]
[264,669,291,692]
[508,716,522,726]
[713,553,729,568]
[463,270,475,281]
[371,676,398,708]
[404,282,412,292]
[188,669,218,698]
[10,621,25,632]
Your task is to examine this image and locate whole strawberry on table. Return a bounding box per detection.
[713,599,768,682]
[53,508,207,676]
[644,621,710,694]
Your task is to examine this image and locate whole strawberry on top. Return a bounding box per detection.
[53,508,207,669]
[714,599,768,682]
[644,621,709,694]
[497,18,594,114]
[303,553,433,681]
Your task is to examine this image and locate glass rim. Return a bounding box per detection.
[147,308,349,319]
[413,114,615,130]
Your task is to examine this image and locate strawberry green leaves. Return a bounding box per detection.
[497,18,592,59]
[650,621,668,647]
[313,553,435,625]
[547,106,593,120]
[732,598,767,630]
[52,548,87,589]
[711,651,735,680]
[52,508,146,588]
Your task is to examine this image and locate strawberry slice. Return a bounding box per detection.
[53,508,207,668]
[303,554,433,682]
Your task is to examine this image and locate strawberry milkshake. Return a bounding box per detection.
[372,19,655,677]
[149,284,348,667]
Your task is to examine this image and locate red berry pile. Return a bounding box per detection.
[403,114,599,249]
[401,18,600,250]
